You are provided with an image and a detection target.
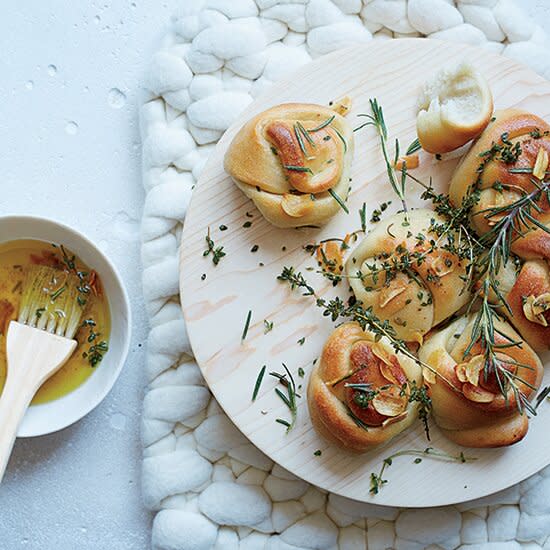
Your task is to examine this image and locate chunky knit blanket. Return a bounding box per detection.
[140,1,550,549]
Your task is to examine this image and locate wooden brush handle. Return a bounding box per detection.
[0,370,38,480]
[0,322,76,482]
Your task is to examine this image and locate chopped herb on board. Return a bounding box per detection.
[241,310,252,342]
[252,365,267,401]
[203,229,226,265]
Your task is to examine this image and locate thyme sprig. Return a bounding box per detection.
[407,381,432,440]
[369,447,476,495]
[277,266,458,391]
[203,228,226,266]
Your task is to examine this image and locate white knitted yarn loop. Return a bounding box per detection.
[140,1,550,549]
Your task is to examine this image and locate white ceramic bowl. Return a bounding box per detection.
[0,215,131,437]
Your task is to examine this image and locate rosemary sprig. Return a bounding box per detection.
[294,121,315,159]
[355,99,409,223]
[464,177,550,414]
[353,103,529,412]
[270,364,299,433]
[369,448,476,495]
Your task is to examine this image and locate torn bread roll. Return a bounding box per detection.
[418,314,543,448]
[307,322,422,452]
[450,109,550,261]
[417,63,493,154]
[345,209,471,343]
[224,103,354,228]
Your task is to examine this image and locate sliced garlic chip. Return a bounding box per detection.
[523,293,550,327]
[370,343,392,366]
[331,95,352,117]
[281,193,311,218]
[533,147,549,180]
[462,382,495,403]
[455,354,485,386]
[422,366,436,385]
[382,411,409,427]
[372,386,408,417]
[378,283,406,308]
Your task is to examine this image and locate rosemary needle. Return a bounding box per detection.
[406,137,421,155]
[284,165,313,174]
[241,310,252,342]
[328,188,349,214]
[252,365,266,401]
[310,115,335,132]
[359,202,367,232]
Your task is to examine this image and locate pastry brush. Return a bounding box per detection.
[0,265,85,482]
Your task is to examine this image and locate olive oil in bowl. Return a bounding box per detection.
[0,239,111,404]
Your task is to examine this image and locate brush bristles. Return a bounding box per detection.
[18,266,86,339]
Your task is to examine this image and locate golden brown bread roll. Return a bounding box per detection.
[307,322,422,452]
[417,63,493,154]
[224,103,354,228]
[418,314,543,448]
[345,209,471,343]
[490,259,550,351]
[449,109,550,261]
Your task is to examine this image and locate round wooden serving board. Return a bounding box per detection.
[180,39,550,507]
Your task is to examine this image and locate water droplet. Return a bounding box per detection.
[25,80,33,90]
[108,88,126,109]
[47,64,57,76]
[65,121,79,135]
[109,413,127,431]
[80,527,87,534]
[94,15,100,24]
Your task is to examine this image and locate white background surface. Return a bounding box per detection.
[0,1,549,549]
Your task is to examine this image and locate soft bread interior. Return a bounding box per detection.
[418,63,491,127]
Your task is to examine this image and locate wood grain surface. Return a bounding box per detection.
[180,39,550,507]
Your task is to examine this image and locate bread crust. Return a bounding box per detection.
[498,260,550,351]
[307,322,422,453]
[345,209,471,342]
[418,314,543,448]
[449,109,550,261]
[224,103,354,228]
